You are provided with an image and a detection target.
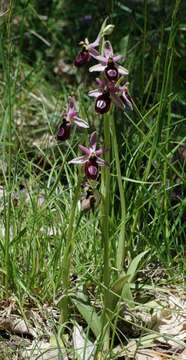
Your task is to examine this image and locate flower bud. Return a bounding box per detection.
[101,24,115,37]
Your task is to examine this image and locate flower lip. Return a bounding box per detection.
[105,62,118,81]
[57,118,71,141]
[95,92,111,114]
[85,159,99,180]
[74,49,90,67]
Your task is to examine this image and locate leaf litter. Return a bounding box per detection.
[0,287,185,359]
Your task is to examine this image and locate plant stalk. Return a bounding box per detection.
[101,113,111,350]
[112,119,126,271]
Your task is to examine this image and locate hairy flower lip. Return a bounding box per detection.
[95,93,111,114]
[57,119,71,141]
[85,160,98,180]
[105,63,118,81]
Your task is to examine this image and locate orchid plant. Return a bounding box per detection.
[57,97,89,141]
[58,19,135,352]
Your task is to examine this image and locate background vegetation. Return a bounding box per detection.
[0,0,185,358]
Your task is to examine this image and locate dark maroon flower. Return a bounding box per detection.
[57,119,71,141]
[95,92,111,114]
[57,97,89,141]
[89,41,128,79]
[74,36,100,68]
[89,78,133,112]
[74,49,90,67]
[69,132,106,180]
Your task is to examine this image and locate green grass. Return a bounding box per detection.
[0,0,185,358]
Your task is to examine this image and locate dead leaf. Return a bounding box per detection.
[22,339,68,360]
[73,323,95,360]
[0,315,36,339]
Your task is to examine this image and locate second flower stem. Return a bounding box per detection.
[112,118,126,272]
[101,113,111,349]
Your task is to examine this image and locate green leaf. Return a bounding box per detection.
[121,283,134,307]
[10,227,27,246]
[109,274,130,310]
[72,299,102,338]
[111,274,130,295]
[127,250,149,283]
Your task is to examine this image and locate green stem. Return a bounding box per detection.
[101,114,111,350]
[112,119,126,271]
[60,175,82,323]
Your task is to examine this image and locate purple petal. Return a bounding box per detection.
[92,55,107,64]
[96,78,106,88]
[95,148,104,156]
[74,116,89,128]
[104,41,113,59]
[122,92,133,111]
[88,48,100,59]
[96,157,106,166]
[89,63,106,73]
[111,94,125,110]
[88,35,100,49]
[105,65,118,81]
[117,65,128,75]
[90,131,97,147]
[113,55,123,62]
[79,145,90,156]
[69,155,88,164]
[88,89,102,98]
[67,97,77,119]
